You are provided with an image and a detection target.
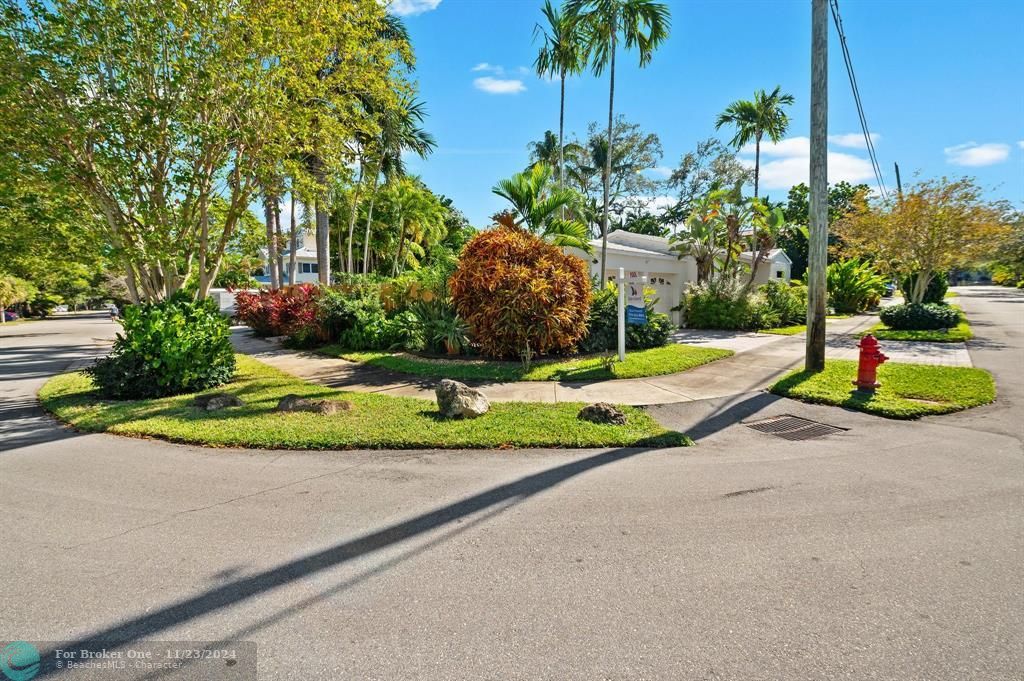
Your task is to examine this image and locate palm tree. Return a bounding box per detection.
[361,96,436,274]
[526,130,584,171]
[715,85,795,198]
[565,0,671,279]
[534,0,586,198]
[492,163,591,251]
[669,191,726,285]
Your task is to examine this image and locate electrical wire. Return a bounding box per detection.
[830,0,889,200]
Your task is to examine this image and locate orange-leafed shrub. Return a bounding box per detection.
[450,227,591,359]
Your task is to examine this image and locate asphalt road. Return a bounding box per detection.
[1,287,1021,680]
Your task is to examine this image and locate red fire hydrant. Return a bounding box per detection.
[853,334,888,392]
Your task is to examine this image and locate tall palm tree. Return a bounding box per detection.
[534,0,586,198]
[565,0,671,278]
[492,163,591,251]
[715,85,795,198]
[361,96,436,273]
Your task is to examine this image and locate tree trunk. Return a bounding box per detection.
[753,134,761,198]
[600,32,617,280]
[315,198,330,285]
[910,271,933,304]
[274,199,284,287]
[288,194,298,286]
[264,197,280,290]
[362,172,380,274]
[559,71,566,220]
[346,164,364,274]
[392,209,406,276]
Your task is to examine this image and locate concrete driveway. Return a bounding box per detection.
[0,288,1021,680]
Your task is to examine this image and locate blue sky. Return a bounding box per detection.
[392,0,1024,227]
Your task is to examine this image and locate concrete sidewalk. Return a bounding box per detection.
[231,313,972,406]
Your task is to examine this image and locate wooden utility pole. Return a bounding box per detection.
[894,162,903,196]
[806,0,828,372]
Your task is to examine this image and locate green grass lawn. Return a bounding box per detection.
[865,306,972,342]
[39,356,689,449]
[770,360,995,419]
[323,344,733,382]
[759,315,853,336]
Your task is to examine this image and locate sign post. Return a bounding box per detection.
[617,268,626,361]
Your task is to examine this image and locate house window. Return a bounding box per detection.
[775,270,784,279]
[300,263,320,274]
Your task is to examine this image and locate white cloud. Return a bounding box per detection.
[645,166,673,179]
[473,76,526,95]
[738,135,876,190]
[828,132,881,149]
[944,142,1011,167]
[1017,140,1024,150]
[389,0,441,16]
[471,62,499,73]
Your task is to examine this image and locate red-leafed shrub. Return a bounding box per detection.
[234,284,321,338]
[449,227,591,359]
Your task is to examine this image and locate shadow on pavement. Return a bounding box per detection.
[35,444,665,676]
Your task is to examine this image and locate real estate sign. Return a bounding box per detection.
[626,272,647,326]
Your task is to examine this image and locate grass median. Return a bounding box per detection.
[769,360,995,419]
[760,315,853,336]
[322,344,733,383]
[39,355,689,449]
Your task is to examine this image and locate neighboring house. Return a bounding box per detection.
[255,232,320,285]
[566,230,792,326]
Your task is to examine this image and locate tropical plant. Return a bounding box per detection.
[824,259,887,313]
[760,280,807,326]
[670,192,726,284]
[533,0,587,199]
[87,296,235,399]
[492,163,591,250]
[362,96,438,274]
[565,0,671,278]
[715,86,795,197]
[450,226,592,359]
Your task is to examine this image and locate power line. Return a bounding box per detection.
[830,0,888,200]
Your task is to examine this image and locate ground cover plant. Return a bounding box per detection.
[770,360,994,419]
[41,356,688,449]
[326,344,732,382]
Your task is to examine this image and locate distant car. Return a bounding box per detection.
[54,304,69,313]
[2,310,18,322]
[883,281,896,297]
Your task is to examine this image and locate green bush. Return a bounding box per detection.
[760,280,806,326]
[879,302,960,330]
[579,284,672,353]
[901,271,948,304]
[683,283,772,330]
[87,296,235,399]
[825,259,886,313]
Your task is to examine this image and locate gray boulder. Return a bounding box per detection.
[435,379,490,419]
[577,402,627,426]
[194,392,243,411]
[276,394,352,415]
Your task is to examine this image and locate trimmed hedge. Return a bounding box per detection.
[879,302,960,330]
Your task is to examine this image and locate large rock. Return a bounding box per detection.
[276,394,352,415]
[435,379,490,419]
[194,392,243,411]
[577,402,627,426]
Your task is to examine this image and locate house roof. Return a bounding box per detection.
[260,245,318,260]
[738,248,792,264]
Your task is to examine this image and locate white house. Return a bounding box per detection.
[566,230,792,326]
[256,231,320,285]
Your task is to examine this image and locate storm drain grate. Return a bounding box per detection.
[745,415,847,441]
